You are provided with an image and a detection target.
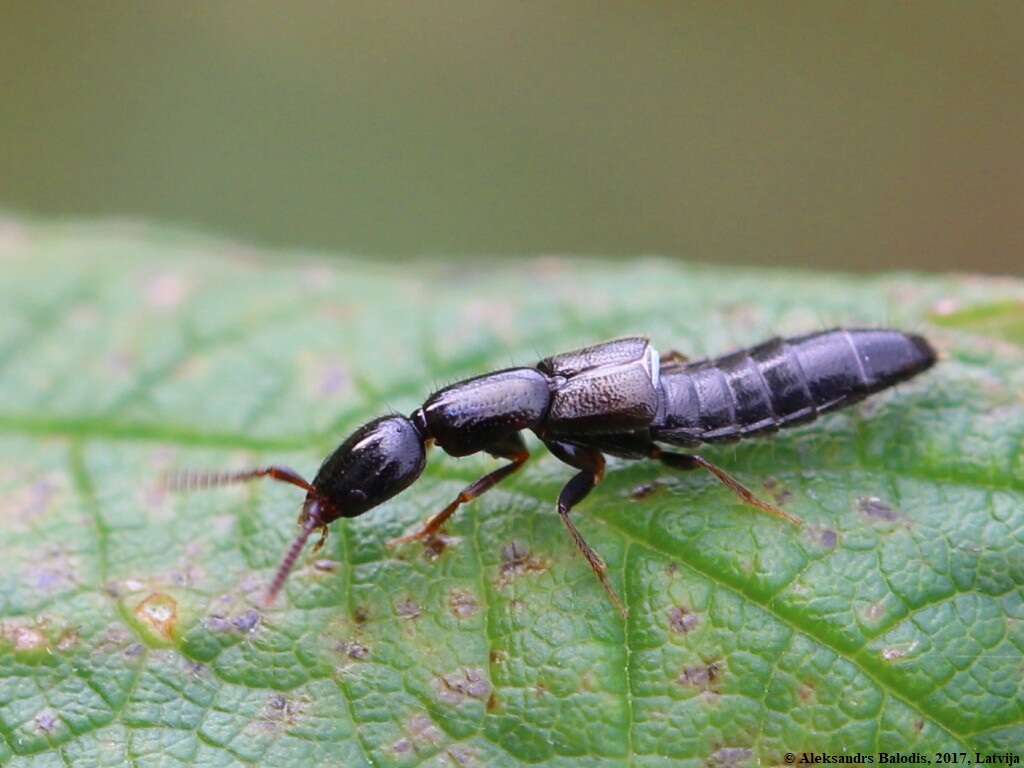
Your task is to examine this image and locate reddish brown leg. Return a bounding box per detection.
[163,465,314,493]
[652,447,803,527]
[388,434,530,547]
[543,439,627,619]
[660,348,690,371]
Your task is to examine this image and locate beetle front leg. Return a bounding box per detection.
[388,434,530,547]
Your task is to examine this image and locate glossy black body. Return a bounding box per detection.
[417,367,550,456]
[205,327,940,607]
[312,416,426,518]
[308,328,935,522]
[651,328,936,446]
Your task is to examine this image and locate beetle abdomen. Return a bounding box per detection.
[653,328,936,445]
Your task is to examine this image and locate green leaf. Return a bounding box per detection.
[931,300,1024,347]
[1,218,1023,767]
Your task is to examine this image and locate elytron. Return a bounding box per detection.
[172,328,935,615]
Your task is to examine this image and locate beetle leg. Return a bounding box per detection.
[543,439,627,618]
[388,433,529,547]
[651,447,804,527]
[659,348,690,370]
[312,524,329,553]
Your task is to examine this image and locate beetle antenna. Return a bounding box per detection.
[264,499,324,605]
[162,466,314,494]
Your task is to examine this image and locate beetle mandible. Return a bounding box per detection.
[170,328,936,616]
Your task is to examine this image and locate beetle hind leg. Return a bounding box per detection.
[651,447,803,527]
[659,348,690,372]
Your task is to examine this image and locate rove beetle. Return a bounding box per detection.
[171,328,935,616]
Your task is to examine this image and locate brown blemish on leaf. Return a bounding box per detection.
[134,592,178,644]
[34,710,59,735]
[124,643,145,659]
[706,747,754,768]
[205,609,260,635]
[865,603,886,623]
[108,581,146,598]
[449,589,479,618]
[353,605,369,624]
[260,693,304,730]
[668,606,699,634]
[486,692,500,712]
[762,477,793,505]
[96,626,133,653]
[2,477,59,529]
[678,660,724,692]
[423,533,461,562]
[2,622,49,653]
[406,713,443,746]
[205,615,232,633]
[232,610,261,633]
[56,629,80,652]
[489,649,507,664]
[914,719,925,734]
[14,626,46,651]
[814,527,838,549]
[579,670,597,692]
[434,668,492,705]
[28,547,78,594]
[798,681,815,703]
[396,598,422,620]
[498,541,549,588]
[338,640,370,660]
[629,481,664,501]
[447,745,479,767]
[882,640,919,662]
[858,496,900,522]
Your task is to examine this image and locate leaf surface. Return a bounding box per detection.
[1,220,1023,766]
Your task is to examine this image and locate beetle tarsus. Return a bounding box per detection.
[652,448,804,527]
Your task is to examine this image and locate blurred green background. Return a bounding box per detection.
[2,2,1021,274]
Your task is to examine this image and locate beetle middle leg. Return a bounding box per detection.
[388,433,530,547]
[651,447,804,527]
[543,439,627,618]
